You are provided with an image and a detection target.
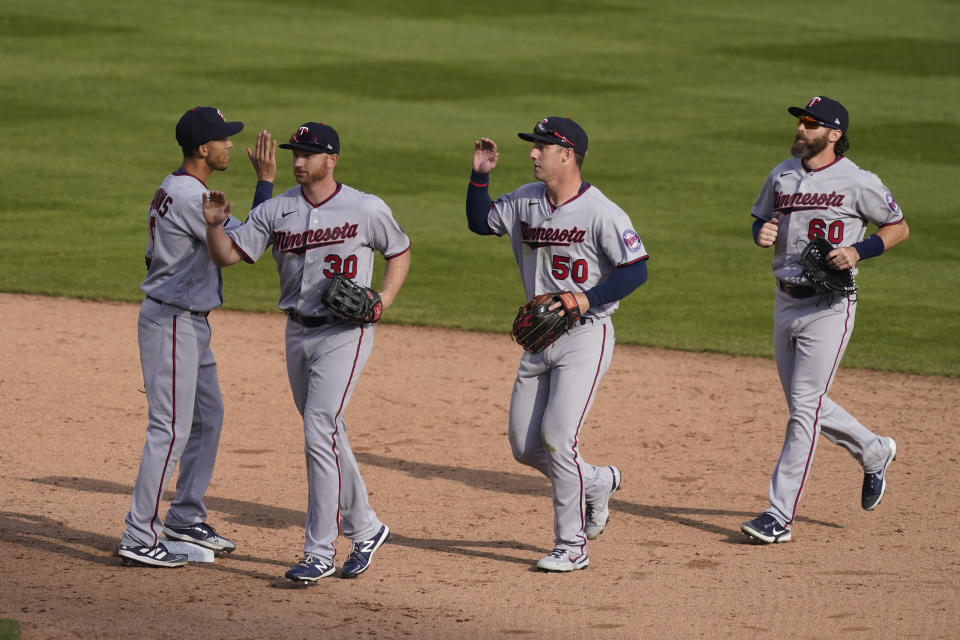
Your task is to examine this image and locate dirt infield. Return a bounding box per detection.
[1,293,958,639]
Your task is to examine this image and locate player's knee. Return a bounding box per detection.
[508,432,536,464]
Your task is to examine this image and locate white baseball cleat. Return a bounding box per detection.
[536,548,589,572]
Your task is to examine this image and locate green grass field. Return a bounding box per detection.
[0,619,19,640]
[0,0,957,376]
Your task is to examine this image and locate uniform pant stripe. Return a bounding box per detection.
[788,298,852,523]
[151,315,178,546]
[571,323,607,555]
[332,326,364,534]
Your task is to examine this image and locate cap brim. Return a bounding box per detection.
[212,121,244,140]
[517,132,572,148]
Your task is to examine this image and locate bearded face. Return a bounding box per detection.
[791,127,831,159]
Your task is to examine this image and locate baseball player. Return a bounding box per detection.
[741,96,909,544]
[118,107,277,567]
[466,117,649,571]
[201,121,411,583]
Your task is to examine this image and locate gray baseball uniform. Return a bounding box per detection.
[752,154,905,526]
[487,181,647,559]
[228,182,410,563]
[121,169,246,549]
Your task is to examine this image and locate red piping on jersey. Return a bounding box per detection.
[801,155,844,173]
[788,297,853,524]
[230,237,255,264]
[151,315,179,546]
[332,325,364,535]
[384,243,412,260]
[880,218,906,228]
[619,255,649,267]
[548,183,592,211]
[172,168,207,187]
[570,322,607,556]
[301,182,342,208]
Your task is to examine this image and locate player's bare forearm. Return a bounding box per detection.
[875,220,909,251]
[248,130,277,183]
[377,250,411,311]
[204,224,243,267]
[202,191,243,266]
[473,138,499,173]
[831,221,910,269]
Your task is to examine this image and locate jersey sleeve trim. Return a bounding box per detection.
[230,237,255,264]
[879,217,906,228]
[619,254,649,267]
[384,243,411,260]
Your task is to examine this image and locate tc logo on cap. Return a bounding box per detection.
[807,97,822,108]
[296,126,309,137]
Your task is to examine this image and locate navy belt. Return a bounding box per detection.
[778,281,818,299]
[286,311,331,327]
[146,296,210,317]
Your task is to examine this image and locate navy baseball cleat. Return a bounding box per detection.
[118,543,188,568]
[862,437,897,510]
[285,554,336,584]
[536,548,590,572]
[585,465,622,540]
[163,522,236,553]
[741,514,792,544]
[341,524,390,578]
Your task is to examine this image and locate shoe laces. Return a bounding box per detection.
[547,548,567,560]
[346,542,366,560]
[299,553,323,567]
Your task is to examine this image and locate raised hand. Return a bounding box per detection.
[473,137,499,173]
[248,130,277,182]
[202,191,233,226]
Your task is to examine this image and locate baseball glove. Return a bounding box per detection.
[321,274,383,323]
[511,292,582,354]
[799,237,857,295]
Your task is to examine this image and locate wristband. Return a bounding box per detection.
[852,234,885,261]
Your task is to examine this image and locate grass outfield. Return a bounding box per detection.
[0,1,956,376]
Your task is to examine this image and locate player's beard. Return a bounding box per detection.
[295,156,332,184]
[790,130,830,159]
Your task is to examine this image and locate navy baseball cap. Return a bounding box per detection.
[175,107,244,148]
[279,122,340,155]
[518,117,588,156]
[788,96,849,133]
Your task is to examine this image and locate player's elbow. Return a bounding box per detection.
[210,250,243,267]
[899,220,910,242]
